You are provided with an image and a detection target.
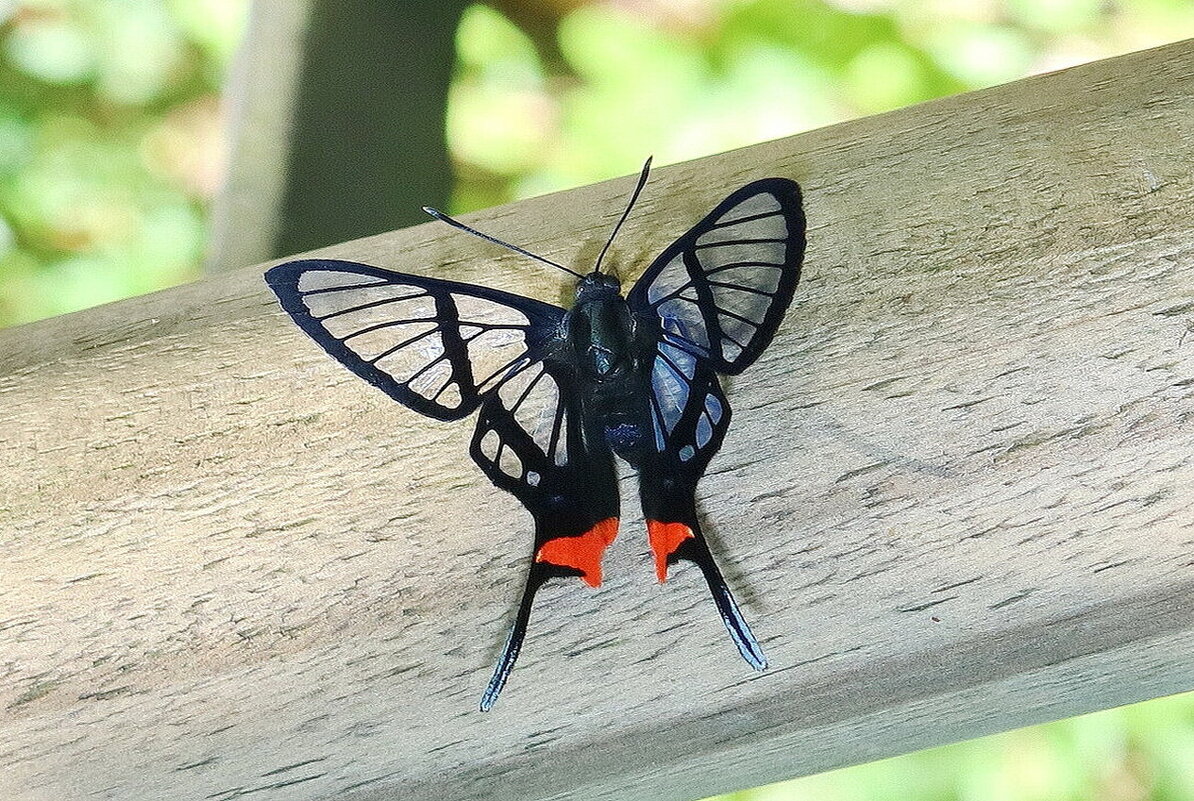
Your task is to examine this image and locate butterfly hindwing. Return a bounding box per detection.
[626,178,805,374]
[644,334,731,472]
[469,360,619,710]
[470,358,621,595]
[637,357,767,670]
[265,259,566,420]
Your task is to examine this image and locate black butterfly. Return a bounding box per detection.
[265,160,806,710]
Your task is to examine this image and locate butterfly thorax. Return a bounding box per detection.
[568,272,651,464]
[570,273,633,380]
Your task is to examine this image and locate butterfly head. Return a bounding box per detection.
[575,271,622,301]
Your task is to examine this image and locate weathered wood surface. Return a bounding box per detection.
[3,39,1194,801]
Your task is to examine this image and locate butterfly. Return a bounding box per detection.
[265,159,806,710]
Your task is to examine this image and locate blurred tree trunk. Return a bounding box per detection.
[209,0,469,270]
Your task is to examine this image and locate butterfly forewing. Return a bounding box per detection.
[266,259,566,420]
[628,178,805,374]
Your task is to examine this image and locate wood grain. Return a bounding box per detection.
[2,39,1193,801]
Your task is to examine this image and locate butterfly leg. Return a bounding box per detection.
[640,472,768,671]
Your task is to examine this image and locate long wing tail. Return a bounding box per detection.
[481,565,546,712]
[660,517,767,670]
[470,362,620,710]
[479,510,619,711]
[641,478,768,671]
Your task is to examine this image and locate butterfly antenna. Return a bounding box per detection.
[423,207,584,279]
[593,156,653,275]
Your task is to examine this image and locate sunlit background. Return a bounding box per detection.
[0,0,242,326]
[2,0,1193,797]
[2,0,1193,327]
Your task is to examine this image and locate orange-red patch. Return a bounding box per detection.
[535,517,619,587]
[647,520,695,582]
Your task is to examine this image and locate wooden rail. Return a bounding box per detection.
[2,38,1193,801]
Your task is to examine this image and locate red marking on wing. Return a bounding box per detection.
[535,517,619,588]
[647,520,695,582]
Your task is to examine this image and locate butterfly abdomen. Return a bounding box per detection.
[604,419,646,459]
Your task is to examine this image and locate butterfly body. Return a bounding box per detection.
[565,272,656,464]
[266,168,806,710]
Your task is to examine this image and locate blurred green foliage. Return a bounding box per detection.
[0,0,246,327]
[722,690,1194,801]
[1,2,1193,796]
[448,0,1194,210]
[1,0,1191,326]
